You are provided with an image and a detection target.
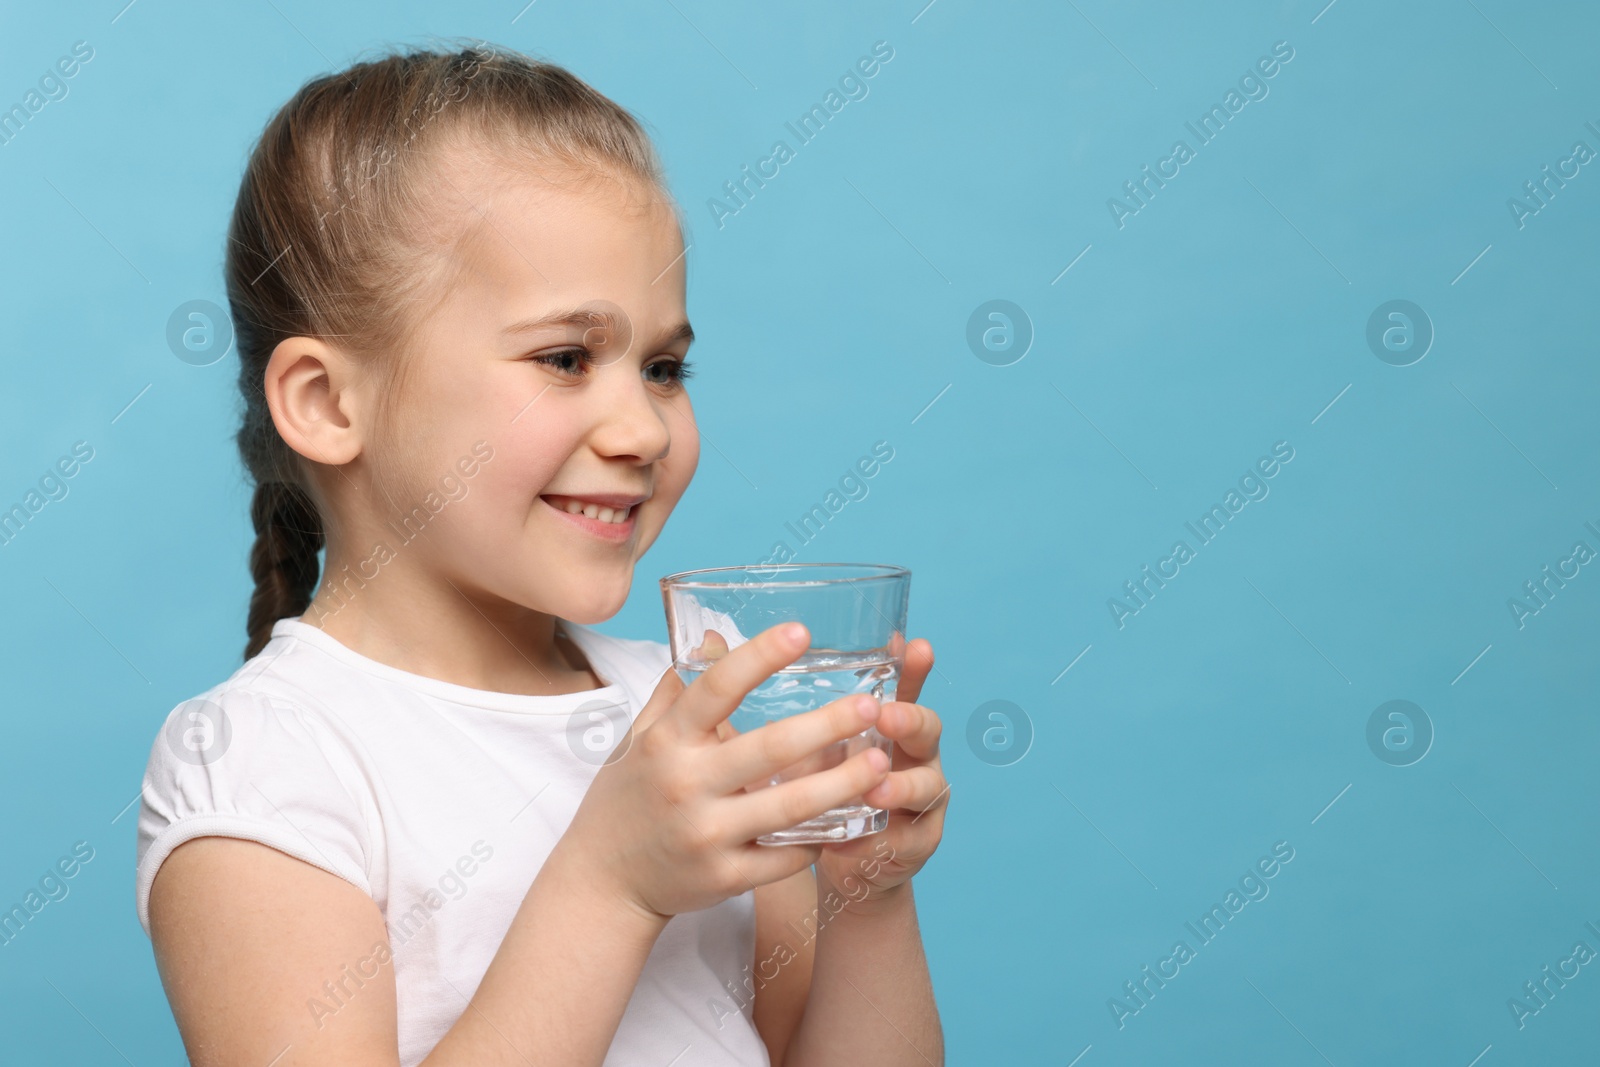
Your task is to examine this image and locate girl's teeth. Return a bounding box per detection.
[560,498,630,524]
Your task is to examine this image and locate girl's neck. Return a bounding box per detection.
[300,557,604,696]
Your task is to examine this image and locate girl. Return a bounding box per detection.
[135,42,949,1067]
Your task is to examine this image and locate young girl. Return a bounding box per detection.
[134,43,949,1067]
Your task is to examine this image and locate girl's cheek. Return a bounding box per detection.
[502,412,585,483]
[669,431,701,497]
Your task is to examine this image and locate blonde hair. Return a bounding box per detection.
[227,41,670,658]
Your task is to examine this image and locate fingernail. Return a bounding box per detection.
[856,695,880,722]
[866,747,890,772]
[782,622,806,644]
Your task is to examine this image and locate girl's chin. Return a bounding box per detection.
[546,571,635,624]
[553,596,627,626]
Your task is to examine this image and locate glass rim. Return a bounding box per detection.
[659,561,910,589]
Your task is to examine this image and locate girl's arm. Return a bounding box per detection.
[422,835,669,1065]
[760,639,950,1067]
[150,834,667,1067]
[766,874,943,1067]
[750,867,819,1063]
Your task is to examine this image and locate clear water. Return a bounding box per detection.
[676,651,898,843]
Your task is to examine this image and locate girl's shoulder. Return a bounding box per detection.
[141,619,378,814]
[147,619,366,747]
[135,629,377,936]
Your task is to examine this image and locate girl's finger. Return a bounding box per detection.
[722,747,891,843]
[704,693,882,794]
[715,839,824,888]
[634,660,687,734]
[863,764,949,814]
[894,637,935,706]
[667,622,811,739]
[877,701,942,761]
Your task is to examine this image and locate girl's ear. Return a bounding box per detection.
[263,336,368,467]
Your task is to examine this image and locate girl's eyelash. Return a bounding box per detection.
[530,347,694,384]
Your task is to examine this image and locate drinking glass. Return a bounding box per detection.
[660,563,911,845]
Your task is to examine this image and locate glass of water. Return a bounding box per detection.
[659,562,911,845]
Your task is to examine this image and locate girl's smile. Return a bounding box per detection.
[540,491,649,543]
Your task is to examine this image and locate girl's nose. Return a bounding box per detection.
[588,376,674,464]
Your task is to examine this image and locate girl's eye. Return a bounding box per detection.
[530,348,694,388]
[645,358,695,387]
[530,347,590,377]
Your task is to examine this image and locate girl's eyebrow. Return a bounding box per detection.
[502,307,695,347]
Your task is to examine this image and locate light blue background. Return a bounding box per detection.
[2,1,1596,1063]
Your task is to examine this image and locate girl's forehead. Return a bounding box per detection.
[454,166,673,248]
[427,161,677,283]
[429,140,667,224]
[413,167,685,339]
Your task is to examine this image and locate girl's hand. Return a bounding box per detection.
[815,637,948,907]
[557,622,894,923]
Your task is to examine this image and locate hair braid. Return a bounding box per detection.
[245,482,324,658]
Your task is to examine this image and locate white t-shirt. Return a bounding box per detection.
[135,617,769,1067]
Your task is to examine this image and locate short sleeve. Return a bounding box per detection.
[134,686,373,937]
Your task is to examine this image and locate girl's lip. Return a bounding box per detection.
[542,496,636,542]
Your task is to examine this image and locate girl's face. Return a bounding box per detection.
[368,153,699,625]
